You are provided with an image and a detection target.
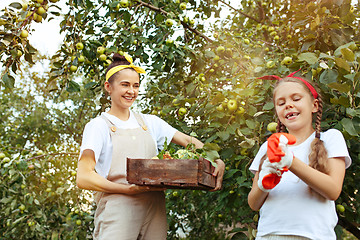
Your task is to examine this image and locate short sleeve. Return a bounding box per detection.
[249,142,268,174]
[322,129,352,169]
[79,118,108,162]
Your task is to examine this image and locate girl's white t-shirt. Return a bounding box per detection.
[80,111,178,178]
[249,129,352,240]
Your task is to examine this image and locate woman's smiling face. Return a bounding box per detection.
[106,69,140,110]
[274,80,318,133]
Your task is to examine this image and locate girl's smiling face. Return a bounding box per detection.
[274,80,319,133]
[105,69,140,110]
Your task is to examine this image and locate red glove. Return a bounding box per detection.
[258,159,284,192]
[267,133,296,163]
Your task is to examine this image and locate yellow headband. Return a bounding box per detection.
[105,53,146,82]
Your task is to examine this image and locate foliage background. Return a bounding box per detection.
[1,0,359,239]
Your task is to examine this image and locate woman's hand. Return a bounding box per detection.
[126,185,166,195]
[211,159,225,191]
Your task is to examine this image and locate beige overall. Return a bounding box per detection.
[93,114,167,240]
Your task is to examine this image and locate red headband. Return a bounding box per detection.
[257,70,318,99]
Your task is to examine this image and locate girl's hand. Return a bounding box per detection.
[127,184,166,195]
[211,159,225,191]
[258,159,282,192]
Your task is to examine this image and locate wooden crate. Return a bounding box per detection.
[126,157,216,190]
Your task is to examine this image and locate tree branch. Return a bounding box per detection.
[338,216,360,239]
[218,0,261,23]
[133,0,212,43]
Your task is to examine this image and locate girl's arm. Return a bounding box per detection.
[290,156,346,200]
[248,171,269,211]
[76,149,164,194]
[171,131,225,190]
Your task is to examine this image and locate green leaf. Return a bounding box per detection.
[216,131,229,141]
[2,73,15,88]
[327,82,351,93]
[9,2,22,9]
[263,102,274,110]
[66,80,80,92]
[203,142,221,151]
[335,58,350,72]
[340,48,355,62]
[298,52,318,65]
[341,118,358,136]
[319,69,338,84]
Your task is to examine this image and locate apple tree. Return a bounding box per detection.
[1,0,360,239]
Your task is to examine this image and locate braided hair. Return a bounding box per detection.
[274,77,329,197]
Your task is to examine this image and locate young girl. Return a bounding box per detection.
[248,72,352,240]
[76,53,225,240]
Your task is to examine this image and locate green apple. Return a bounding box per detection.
[172,99,180,106]
[49,0,59,2]
[268,26,275,32]
[216,46,225,53]
[282,56,292,65]
[236,107,245,114]
[336,204,345,213]
[274,35,279,41]
[120,0,129,8]
[37,150,44,155]
[189,19,195,25]
[266,60,275,68]
[267,122,277,132]
[40,177,47,183]
[0,152,5,159]
[45,188,52,192]
[227,99,238,112]
[76,42,84,50]
[28,164,35,170]
[71,171,77,176]
[130,24,137,30]
[229,190,235,194]
[216,104,224,111]
[22,3,28,11]
[213,55,220,61]
[178,107,187,116]
[2,157,10,163]
[36,0,44,3]
[99,54,107,61]
[166,39,174,45]
[70,65,77,72]
[243,39,250,44]
[76,220,82,225]
[36,6,46,15]
[17,50,23,57]
[78,55,85,63]
[133,39,138,45]
[209,69,215,73]
[172,191,179,197]
[179,2,187,10]
[349,5,354,13]
[97,46,105,54]
[20,30,29,38]
[165,18,174,27]
[287,34,292,39]
[19,204,26,211]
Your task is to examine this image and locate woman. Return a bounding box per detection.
[76,53,225,240]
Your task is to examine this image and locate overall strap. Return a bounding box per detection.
[133,112,148,131]
[100,114,117,133]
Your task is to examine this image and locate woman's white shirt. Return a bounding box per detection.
[80,111,177,178]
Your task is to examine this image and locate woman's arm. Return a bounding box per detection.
[290,156,346,200]
[76,149,164,195]
[171,131,225,190]
[248,171,269,211]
